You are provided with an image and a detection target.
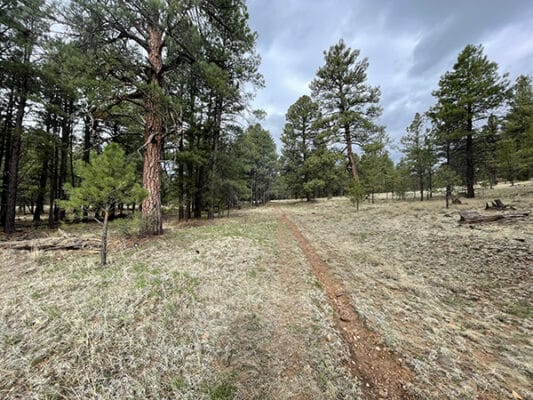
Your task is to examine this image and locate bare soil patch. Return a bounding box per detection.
[277,184,532,399]
[280,212,415,400]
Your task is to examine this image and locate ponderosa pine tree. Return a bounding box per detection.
[431,44,510,198]
[0,0,50,233]
[310,39,382,181]
[501,75,533,180]
[239,124,277,205]
[477,114,500,188]
[392,160,413,201]
[401,113,432,201]
[359,141,393,204]
[280,95,320,200]
[66,0,260,234]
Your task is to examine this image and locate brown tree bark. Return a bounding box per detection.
[140,26,164,235]
[419,173,424,201]
[4,84,28,233]
[465,112,475,198]
[178,127,185,220]
[0,91,14,227]
[100,208,109,265]
[208,97,222,220]
[194,164,204,219]
[48,142,58,228]
[0,88,14,182]
[345,125,359,180]
[33,156,48,223]
[57,101,73,221]
[465,133,475,198]
[141,102,163,234]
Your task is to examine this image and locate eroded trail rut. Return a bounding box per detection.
[279,212,416,400]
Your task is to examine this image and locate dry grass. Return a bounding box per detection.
[1,209,358,399]
[279,182,532,399]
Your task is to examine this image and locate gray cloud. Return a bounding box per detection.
[247,0,533,159]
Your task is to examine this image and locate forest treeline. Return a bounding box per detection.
[1,0,532,235]
[280,41,532,208]
[1,0,276,235]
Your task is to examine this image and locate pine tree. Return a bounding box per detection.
[359,141,393,204]
[239,124,278,205]
[0,0,50,233]
[66,0,260,234]
[392,160,413,201]
[60,143,146,265]
[310,39,382,181]
[501,75,533,180]
[477,114,500,188]
[431,44,510,198]
[434,164,461,208]
[280,95,320,200]
[401,113,431,201]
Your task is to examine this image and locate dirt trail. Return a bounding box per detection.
[279,212,416,400]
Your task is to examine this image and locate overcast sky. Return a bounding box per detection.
[246,0,533,159]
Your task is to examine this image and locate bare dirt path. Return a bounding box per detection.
[279,211,416,400]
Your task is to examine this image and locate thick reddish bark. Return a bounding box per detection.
[344,125,358,180]
[141,97,163,235]
[140,26,164,235]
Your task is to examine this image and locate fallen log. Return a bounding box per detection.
[460,211,529,224]
[0,237,100,251]
[485,199,516,210]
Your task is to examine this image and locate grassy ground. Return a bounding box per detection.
[280,183,532,399]
[1,183,531,399]
[1,208,358,399]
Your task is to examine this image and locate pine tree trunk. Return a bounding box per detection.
[0,88,14,182]
[33,156,48,223]
[194,165,203,219]
[100,208,109,266]
[48,144,58,228]
[344,125,358,179]
[466,133,475,198]
[140,27,164,235]
[465,113,475,197]
[0,120,13,227]
[419,173,424,201]
[4,87,28,233]
[208,98,222,220]
[82,114,97,163]
[57,105,71,221]
[141,121,163,233]
[178,129,185,220]
[428,169,433,199]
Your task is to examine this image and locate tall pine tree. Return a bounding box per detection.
[310,39,382,181]
[280,95,320,200]
[431,44,509,198]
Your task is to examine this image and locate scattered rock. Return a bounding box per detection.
[339,314,351,322]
